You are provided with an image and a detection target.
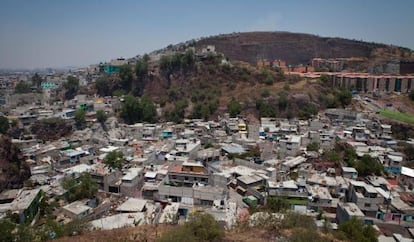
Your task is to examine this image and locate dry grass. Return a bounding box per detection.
[56,225,175,242]
[57,225,282,242]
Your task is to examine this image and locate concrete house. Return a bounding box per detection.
[56,109,76,119]
[336,202,365,223]
[58,149,86,168]
[400,166,414,189]
[120,167,144,196]
[342,166,358,180]
[384,152,404,174]
[267,180,308,204]
[347,180,384,216]
[236,174,265,192]
[307,185,335,211]
[116,198,147,213]
[282,156,307,172]
[167,161,209,186]
[279,135,301,158]
[62,200,92,219]
[157,160,226,206]
[89,164,122,193]
[173,138,201,159]
[0,189,44,224]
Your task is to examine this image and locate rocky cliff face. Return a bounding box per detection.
[196,31,413,65]
[0,135,31,191]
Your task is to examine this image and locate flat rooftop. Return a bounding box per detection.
[342,166,357,173]
[90,213,146,230]
[339,202,364,217]
[237,174,263,185]
[116,198,147,212]
[401,166,414,178]
[122,167,143,181]
[63,200,91,215]
[283,156,306,168]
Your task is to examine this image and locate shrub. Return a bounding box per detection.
[410,90,414,101]
[264,74,274,85]
[228,98,241,118]
[158,213,223,242]
[306,142,320,152]
[338,217,377,242]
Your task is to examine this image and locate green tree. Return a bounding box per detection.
[278,92,288,111]
[319,74,329,83]
[61,173,98,202]
[299,103,318,119]
[160,55,172,72]
[96,110,107,124]
[134,58,148,95]
[261,88,270,98]
[306,142,320,152]
[37,217,64,240]
[143,53,150,62]
[120,95,157,124]
[135,59,148,81]
[166,99,188,123]
[323,150,341,162]
[95,77,111,96]
[119,64,133,90]
[141,96,158,123]
[103,150,125,170]
[14,81,31,93]
[342,143,357,166]
[15,223,34,242]
[190,102,205,120]
[276,70,285,81]
[228,98,241,118]
[410,90,414,101]
[264,74,274,85]
[338,217,377,242]
[181,49,195,70]
[335,88,352,107]
[31,73,43,87]
[0,116,9,134]
[31,118,72,142]
[256,99,276,117]
[266,197,290,212]
[186,213,224,242]
[356,154,383,176]
[74,109,86,129]
[0,219,16,242]
[283,83,290,91]
[120,95,142,124]
[63,76,80,100]
[208,99,219,114]
[401,143,414,161]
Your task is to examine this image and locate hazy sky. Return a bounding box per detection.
[1,0,413,69]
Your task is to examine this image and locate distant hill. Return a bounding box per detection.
[92,31,414,122]
[195,31,413,65]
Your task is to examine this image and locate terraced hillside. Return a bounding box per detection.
[196,31,413,65]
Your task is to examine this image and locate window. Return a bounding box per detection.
[364,203,371,208]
